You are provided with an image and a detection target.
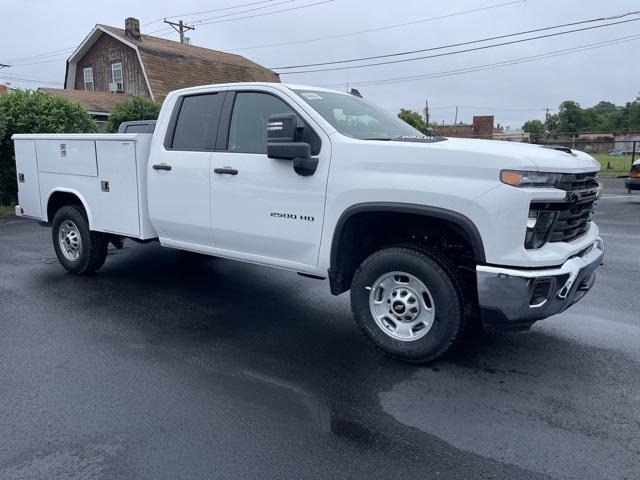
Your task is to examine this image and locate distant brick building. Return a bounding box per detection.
[41,17,279,118]
[436,116,499,139]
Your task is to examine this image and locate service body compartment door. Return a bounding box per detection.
[92,140,140,236]
[36,140,97,176]
[14,140,42,218]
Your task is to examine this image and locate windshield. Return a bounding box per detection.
[293,89,425,140]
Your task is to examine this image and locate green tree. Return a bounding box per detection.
[107,96,162,133]
[557,100,585,134]
[397,108,426,133]
[522,119,544,141]
[0,89,96,205]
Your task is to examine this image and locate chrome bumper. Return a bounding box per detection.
[476,238,604,331]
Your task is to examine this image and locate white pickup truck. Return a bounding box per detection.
[13,82,604,362]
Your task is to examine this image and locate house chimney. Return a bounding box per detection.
[125,17,141,39]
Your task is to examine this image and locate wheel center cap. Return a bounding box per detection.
[392,302,406,314]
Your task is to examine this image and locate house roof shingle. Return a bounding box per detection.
[39,88,132,114]
[98,25,280,101]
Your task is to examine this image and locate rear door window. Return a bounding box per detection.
[170,93,224,151]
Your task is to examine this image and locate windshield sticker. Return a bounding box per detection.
[302,93,322,100]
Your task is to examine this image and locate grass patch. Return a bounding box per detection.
[0,205,16,217]
[592,153,635,176]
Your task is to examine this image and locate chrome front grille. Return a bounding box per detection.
[530,171,599,246]
[550,171,599,243]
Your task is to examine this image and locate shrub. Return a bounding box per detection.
[0,89,96,205]
[107,96,161,133]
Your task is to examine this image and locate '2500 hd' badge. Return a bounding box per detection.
[270,212,315,222]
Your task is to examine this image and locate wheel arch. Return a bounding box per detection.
[46,189,93,227]
[328,202,486,295]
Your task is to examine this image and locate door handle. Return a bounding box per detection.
[214,167,238,175]
[153,164,172,171]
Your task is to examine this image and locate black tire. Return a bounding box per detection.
[350,246,465,363]
[52,205,108,274]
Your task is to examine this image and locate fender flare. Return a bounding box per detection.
[328,202,486,294]
[45,188,94,228]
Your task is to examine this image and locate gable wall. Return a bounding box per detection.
[73,33,150,97]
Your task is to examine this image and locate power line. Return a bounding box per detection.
[275,16,640,74]
[428,105,551,112]
[0,74,63,85]
[316,33,640,88]
[142,0,276,27]
[226,0,527,51]
[2,47,74,63]
[273,10,640,70]
[190,0,332,27]
[147,0,296,35]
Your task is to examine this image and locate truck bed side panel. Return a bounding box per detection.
[14,140,42,218]
[92,140,141,237]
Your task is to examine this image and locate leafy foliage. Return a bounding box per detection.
[523,95,640,136]
[0,89,96,205]
[107,96,162,133]
[397,108,427,133]
[522,119,544,141]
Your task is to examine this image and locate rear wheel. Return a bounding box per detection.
[52,205,108,274]
[350,246,465,363]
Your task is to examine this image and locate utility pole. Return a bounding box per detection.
[544,107,550,143]
[454,106,459,124]
[424,99,429,128]
[164,19,195,43]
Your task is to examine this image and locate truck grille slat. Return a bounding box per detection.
[549,172,599,243]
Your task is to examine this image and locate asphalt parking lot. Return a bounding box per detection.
[1,178,639,480]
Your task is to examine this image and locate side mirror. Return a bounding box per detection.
[267,114,318,176]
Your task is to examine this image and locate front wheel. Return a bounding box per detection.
[52,205,108,274]
[350,247,466,363]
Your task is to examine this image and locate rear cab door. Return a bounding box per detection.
[209,86,332,269]
[148,88,227,247]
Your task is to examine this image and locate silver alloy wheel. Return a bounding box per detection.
[368,271,435,342]
[58,220,82,261]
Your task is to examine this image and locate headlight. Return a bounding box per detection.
[500,170,562,188]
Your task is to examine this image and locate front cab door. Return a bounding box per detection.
[210,89,331,269]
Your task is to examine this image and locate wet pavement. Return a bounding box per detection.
[1,178,639,479]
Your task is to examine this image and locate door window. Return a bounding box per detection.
[170,93,224,151]
[228,93,295,154]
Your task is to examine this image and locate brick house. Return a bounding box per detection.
[436,116,499,140]
[42,17,279,120]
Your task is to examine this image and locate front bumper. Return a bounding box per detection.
[625,178,640,190]
[476,238,604,331]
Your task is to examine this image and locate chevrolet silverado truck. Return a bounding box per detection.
[12,83,604,362]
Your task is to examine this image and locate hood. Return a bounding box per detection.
[428,137,600,173]
[357,137,600,173]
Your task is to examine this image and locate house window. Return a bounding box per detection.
[111,60,123,91]
[83,67,94,91]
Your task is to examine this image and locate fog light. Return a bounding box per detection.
[530,277,553,307]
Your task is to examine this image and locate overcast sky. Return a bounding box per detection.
[1,0,639,129]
